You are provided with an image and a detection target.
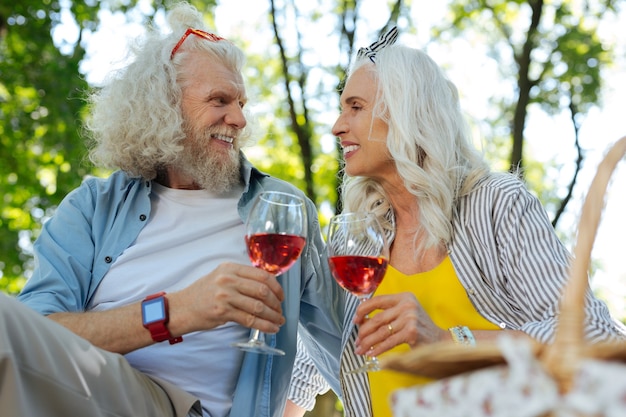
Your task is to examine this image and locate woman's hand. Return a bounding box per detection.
[353,292,447,356]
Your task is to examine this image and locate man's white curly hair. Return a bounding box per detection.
[86,2,252,180]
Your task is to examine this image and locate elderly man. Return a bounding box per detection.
[1,2,342,417]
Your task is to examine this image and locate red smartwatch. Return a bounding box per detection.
[141,292,183,344]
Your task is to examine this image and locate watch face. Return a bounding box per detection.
[142,297,166,324]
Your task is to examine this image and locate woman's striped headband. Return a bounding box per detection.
[357,26,399,63]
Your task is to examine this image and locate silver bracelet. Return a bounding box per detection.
[448,325,476,346]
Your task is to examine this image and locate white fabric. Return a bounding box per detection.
[561,359,626,417]
[391,336,626,417]
[88,182,249,417]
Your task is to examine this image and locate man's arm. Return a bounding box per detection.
[49,262,286,354]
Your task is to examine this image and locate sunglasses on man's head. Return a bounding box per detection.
[170,28,226,60]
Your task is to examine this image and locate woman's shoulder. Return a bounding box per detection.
[460,172,534,210]
[473,172,526,192]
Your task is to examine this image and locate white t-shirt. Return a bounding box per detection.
[88,182,250,417]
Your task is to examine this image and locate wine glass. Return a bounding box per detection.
[232,191,307,355]
[327,212,389,372]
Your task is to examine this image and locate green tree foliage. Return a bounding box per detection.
[0,1,94,293]
[439,0,620,226]
[0,0,179,293]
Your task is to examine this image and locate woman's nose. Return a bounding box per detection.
[332,115,346,137]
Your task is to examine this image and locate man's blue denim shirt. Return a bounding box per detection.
[18,157,344,417]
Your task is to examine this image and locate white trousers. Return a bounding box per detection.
[0,293,200,417]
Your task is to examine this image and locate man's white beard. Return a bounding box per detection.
[176,126,241,194]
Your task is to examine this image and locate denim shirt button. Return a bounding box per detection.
[104,256,113,263]
[139,214,147,221]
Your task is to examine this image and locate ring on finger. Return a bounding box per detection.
[387,323,394,335]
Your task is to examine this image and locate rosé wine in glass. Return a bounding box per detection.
[327,212,389,372]
[328,255,388,298]
[232,191,307,356]
[246,233,306,275]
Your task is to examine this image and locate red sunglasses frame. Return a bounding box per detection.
[170,28,226,60]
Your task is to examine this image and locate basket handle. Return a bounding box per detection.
[542,136,626,392]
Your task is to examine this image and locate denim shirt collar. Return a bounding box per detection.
[238,154,270,220]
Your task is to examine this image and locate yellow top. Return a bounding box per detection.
[368,256,501,417]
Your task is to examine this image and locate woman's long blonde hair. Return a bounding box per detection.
[341,45,490,253]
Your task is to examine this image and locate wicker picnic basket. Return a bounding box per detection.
[381,136,626,401]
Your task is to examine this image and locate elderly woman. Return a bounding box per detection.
[331,27,626,417]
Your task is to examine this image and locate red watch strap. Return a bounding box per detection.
[142,292,183,345]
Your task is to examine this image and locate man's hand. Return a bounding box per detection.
[172,262,286,334]
[48,262,286,354]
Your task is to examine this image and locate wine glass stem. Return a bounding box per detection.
[249,329,265,344]
[359,296,379,367]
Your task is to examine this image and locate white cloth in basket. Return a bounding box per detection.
[391,336,626,417]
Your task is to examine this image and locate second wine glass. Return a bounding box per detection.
[232,191,307,356]
[327,211,389,373]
